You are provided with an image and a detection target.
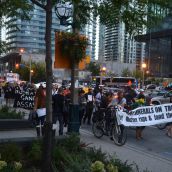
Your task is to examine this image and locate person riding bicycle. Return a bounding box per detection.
[106,90,126,141]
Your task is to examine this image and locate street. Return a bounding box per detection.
[81,124,172,172]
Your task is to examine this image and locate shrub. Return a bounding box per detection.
[27,141,42,166]
[108,158,133,172]
[0,106,24,119]
[86,147,107,164]
[0,143,22,163]
[56,134,81,153]
[91,161,105,172]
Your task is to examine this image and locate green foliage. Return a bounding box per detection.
[121,68,132,77]
[98,0,172,35]
[86,147,107,163]
[58,32,88,63]
[55,134,81,153]
[108,157,134,172]
[87,62,100,76]
[91,161,105,172]
[0,164,23,172]
[0,106,24,119]
[14,61,46,83]
[132,70,143,79]
[0,0,33,27]
[0,143,22,163]
[27,141,42,166]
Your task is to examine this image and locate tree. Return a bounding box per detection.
[14,62,46,83]
[0,0,33,53]
[121,68,132,77]
[86,62,100,76]
[2,0,172,171]
[132,69,143,80]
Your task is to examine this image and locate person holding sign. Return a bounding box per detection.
[34,85,46,137]
[135,89,146,140]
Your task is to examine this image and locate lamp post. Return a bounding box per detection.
[19,48,32,83]
[142,63,147,88]
[55,2,81,133]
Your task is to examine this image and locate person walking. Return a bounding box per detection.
[52,87,65,135]
[83,88,94,125]
[34,85,46,137]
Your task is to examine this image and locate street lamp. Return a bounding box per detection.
[55,2,81,133]
[55,2,72,26]
[142,62,147,88]
[19,48,32,83]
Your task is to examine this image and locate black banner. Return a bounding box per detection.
[14,87,35,110]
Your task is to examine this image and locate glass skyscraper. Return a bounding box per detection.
[5,4,65,54]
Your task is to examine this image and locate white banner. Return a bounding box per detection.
[117,103,172,127]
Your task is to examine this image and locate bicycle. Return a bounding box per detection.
[92,106,127,146]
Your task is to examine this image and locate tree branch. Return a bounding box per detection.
[30,0,46,10]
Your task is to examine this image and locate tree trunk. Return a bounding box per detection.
[41,0,53,171]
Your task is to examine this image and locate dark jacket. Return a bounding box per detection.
[52,94,64,113]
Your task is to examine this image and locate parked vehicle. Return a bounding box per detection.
[151,90,172,105]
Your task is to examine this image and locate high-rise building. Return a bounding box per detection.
[100,21,145,75]
[80,14,97,60]
[98,24,105,62]
[5,4,65,55]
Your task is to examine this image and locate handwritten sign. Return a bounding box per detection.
[14,87,35,110]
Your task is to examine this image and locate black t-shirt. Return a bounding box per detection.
[52,94,64,113]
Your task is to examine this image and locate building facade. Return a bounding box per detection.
[5,4,65,55]
[137,15,172,78]
[100,21,145,75]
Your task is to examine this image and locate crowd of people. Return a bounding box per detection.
[33,83,148,139]
[1,81,172,140]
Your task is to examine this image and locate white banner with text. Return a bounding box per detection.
[117,104,172,127]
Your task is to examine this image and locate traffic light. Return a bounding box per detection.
[15,64,20,69]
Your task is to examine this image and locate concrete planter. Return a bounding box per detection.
[0,119,34,130]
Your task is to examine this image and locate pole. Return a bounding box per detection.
[142,69,144,89]
[29,54,32,83]
[67,2,80,133]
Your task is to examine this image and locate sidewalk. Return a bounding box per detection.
[0,128,172,172]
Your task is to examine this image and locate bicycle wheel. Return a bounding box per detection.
[112,124,127,146]
[92,121,104,138]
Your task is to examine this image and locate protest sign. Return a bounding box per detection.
[117,104,172,126]
[14,87,35,110]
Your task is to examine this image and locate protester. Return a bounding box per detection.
[52,87,65,135]
[13,83,22,108]
[52,84,58,96]
[135,89,146,140]
[108,90,126,141]
[83,88,94,125]
[78,89,87,126]
[125,86,137,106]
[108,90,126,107]
[3,82,12,106]
[34,85,46,137]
